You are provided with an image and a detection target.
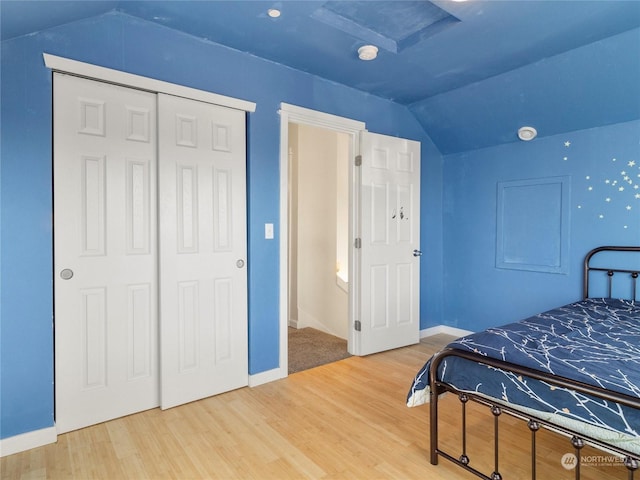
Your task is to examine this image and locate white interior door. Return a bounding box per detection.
[357,132,421,355]
[54,73,159,433]
[158,93,248,409]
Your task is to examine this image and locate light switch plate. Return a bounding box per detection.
[265,223,274,239]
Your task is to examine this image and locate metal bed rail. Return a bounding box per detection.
[429,347,640,480]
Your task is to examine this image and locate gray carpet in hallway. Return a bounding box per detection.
[288,327,351,374]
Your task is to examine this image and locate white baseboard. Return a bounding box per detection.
[0,426,57,457]
[420,325,473,339]
[248,367,287,387]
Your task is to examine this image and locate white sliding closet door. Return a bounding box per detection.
[54,74,249,432]
[158,93,248,409]
[54,73,159,433]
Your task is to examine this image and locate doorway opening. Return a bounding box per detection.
[278,103,366,377]
[278,104,421,376]
[287,123,351,373]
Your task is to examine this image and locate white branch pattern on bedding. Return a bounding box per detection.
[407,298,640,438]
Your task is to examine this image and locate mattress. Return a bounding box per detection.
[407,298,640,443]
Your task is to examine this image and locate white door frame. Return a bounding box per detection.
[278,103,366,377]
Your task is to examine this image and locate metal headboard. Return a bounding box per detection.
[583,245,640,300]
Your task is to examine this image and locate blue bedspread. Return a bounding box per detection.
[407,298,640,438]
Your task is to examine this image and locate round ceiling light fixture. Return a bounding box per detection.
[518,126,537,141]
[358,45,378,61]
[267,8,281,18]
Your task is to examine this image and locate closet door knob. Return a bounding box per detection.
[60,268,74,280]
[236,259,245,268]
[413,250,423,257]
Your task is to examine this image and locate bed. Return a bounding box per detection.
[407,246,640,480]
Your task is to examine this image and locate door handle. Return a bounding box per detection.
[413,249,422,257]
[60,268,74,280]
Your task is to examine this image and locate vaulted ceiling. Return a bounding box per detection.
[2,1,640,153]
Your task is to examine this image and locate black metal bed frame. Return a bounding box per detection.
[429,246,640,480]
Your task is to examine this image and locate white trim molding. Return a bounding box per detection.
[0,426,57,457]
[248,368,285,388]
[43,53,256,113]
[279,103,365,134]
[420,325,474,339]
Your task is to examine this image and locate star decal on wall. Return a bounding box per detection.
[566,140,639,229]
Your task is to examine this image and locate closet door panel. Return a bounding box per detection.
[158,93,248,409]
[54,73,159,434]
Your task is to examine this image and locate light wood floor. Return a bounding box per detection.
[2,334,633,479]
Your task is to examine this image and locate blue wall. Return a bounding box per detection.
[0,12,442,439]
[442,120,640,332]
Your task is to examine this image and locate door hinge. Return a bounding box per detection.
[354,238,361,249]
[355,155,362,166]
[354,320,362,332]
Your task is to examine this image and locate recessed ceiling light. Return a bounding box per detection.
[358,45,378,61]
[518,126,537,141]
[268,8,281,18]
